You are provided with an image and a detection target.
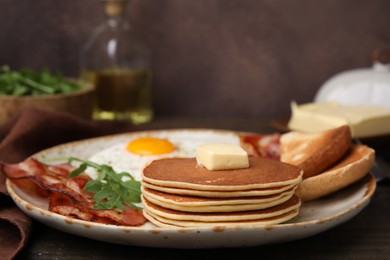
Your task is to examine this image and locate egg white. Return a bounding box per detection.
[86,130,240,181]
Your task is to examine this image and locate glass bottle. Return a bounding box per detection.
[80,0,153,124]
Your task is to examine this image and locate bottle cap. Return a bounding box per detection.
[101,0,127,17]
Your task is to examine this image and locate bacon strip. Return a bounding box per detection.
[240,133,281,161]
[2,158,147,226]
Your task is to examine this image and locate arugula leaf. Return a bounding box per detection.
[68,157,142,211]
[0,65,81,96]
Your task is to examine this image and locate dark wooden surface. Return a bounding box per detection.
[15,117,390,260]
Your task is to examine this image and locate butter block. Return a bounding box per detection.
[288,101,390,138]
[196,143,249,171]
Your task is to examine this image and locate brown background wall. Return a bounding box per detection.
[0,0,389,118]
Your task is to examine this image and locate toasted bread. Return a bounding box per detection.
[295,144,375,201]
[280,125,352,179]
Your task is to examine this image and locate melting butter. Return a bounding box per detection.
[196,143,249,171]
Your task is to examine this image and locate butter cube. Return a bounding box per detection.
[196,143,249,171]
[288,101,390,138]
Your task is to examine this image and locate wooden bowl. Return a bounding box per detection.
[0,80,95,125]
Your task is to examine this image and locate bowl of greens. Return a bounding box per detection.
[0,65,95,125]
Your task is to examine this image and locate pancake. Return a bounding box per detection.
[143,208,300,228]
[142,192,294,212]
[142,194,301,222]
[141,186,296,206]
[142,180,298,197]
[141,154,303,228]
[142,157,303,191]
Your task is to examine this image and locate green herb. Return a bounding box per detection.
[0,65,82,96]
[68,157,142,211]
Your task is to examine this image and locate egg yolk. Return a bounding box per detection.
[127,137,176,155]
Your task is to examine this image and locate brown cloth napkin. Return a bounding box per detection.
[0,107,137,260]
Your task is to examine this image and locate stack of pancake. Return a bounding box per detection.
[141,157,303,228]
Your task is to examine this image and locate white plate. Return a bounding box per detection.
[6,129,377,248]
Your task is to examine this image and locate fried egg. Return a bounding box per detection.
[87,130,240,181]
[127,137,176,155]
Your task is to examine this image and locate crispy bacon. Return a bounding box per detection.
[2,158,147,226]
[240,133,281,160]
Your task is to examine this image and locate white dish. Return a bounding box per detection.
[314,64,390,109]
[6,129,377,248]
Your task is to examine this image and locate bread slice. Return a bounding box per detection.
[295,144,375,201]
[280,125,351,179]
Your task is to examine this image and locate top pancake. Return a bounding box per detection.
[142,157,303,191]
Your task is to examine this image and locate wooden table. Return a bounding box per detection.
[16,117,390,260]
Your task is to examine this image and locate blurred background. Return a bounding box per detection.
[0,0,389,119]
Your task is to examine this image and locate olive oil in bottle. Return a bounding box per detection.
[80,0,153,124]
[82,68,152,123]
